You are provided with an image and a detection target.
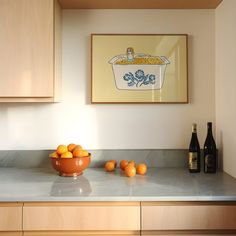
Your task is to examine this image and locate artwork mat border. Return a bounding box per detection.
[91,33,189,104]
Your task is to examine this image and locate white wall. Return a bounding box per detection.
[216,0,236,178]
[0,10,215,150]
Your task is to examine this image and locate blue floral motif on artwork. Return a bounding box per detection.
[123,70,156,87]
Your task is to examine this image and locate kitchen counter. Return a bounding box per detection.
[0,167,236,202]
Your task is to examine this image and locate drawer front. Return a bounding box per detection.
[24,231,140,236]
[23,203,140,231]
[142,203,236,230]
[0,204,22,231]
[0,233,22,236]
[143,235,236,236]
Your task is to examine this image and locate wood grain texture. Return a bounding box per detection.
[0,205,22,231]
[23,205,140,231]
[53,0,62,102]
[0,233,22,236]
[58,0,223,9]
[142,205,236,230]
[0,0,54,97]
[24,231,140,235]
[23,202,140,206]
[142,230,236,235]
[143,234,236,236]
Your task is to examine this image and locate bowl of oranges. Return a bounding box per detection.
[49,144,91,177]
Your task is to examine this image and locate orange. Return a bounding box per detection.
[74,145,82,151]
[49,151,59,158]
[128,160,136,167]
[120,160,128,170]
[104,161,115,172]
[67,143,77,152]
[81,150,89,157]
[109,160,117,168]
[124,165,136,177]
[73,149,89,157]
[61,151,73,158]
[136,163,147,175]
[56,145,68,155]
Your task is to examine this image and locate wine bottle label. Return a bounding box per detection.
[189,152,198,170]
[205,154,215,172]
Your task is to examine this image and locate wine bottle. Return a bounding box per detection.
[204,122,217,173]
[188,123,201,173]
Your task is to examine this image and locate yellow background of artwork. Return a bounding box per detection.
[92,35,187,103]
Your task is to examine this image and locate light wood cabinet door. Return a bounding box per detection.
[24,231,140,236]
[142,202,236,231]
[0,233,22,236]
[23,202,140,231]
[0,0,61,102]
[0,203,23,231]
[142,235,236,236]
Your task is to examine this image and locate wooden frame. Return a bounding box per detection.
[91,34,188,104]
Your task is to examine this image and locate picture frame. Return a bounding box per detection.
[91,34,188,104]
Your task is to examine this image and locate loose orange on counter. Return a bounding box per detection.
[105,161,115,172]
[67,143,77,152]
[56,145,68,155]
[128,160,136,167]
[124,164,136,177]
[109,160,117,168]
[120,160,129,170]
[61,151,73,158]
[136,163,147,175]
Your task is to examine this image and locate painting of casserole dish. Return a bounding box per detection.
[91,34,188,103]
[109,47,170,90]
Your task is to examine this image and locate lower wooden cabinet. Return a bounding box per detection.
[1,201,236,235]
[141,202,236,231]
[23,202,140,231]
[0,233,22,236]
[0,203,23,232]
[24,231,139,236]
[142,235,236,236]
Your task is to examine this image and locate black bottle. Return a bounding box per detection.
[188,123,201,173]
[204,122,217,173]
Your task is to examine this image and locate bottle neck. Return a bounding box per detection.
[207,123,213,136]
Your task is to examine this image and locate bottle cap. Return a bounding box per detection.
[207,122,212,126]
[192,123,197,132]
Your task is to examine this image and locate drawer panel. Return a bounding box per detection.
[0,203,22,231]
[0,233,22,236]
[23,203,140,231]
[142,203,236,230]
[24,231,140,236]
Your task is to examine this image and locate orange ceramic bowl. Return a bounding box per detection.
[51,154,91,177]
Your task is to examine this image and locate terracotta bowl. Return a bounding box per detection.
[51,154,91,177]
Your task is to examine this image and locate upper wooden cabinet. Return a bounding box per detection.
[0,0,61,102]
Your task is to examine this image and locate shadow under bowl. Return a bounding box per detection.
[51,154,91,177]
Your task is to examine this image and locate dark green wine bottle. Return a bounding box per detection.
[204,122,217,173]
[188,123,201,173]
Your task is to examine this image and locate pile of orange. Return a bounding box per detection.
[104,159,147,177]
[49,143,90,159]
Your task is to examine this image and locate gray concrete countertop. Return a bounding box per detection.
[0,167,236,202]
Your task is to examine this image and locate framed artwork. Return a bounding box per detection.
[91,34,188,104]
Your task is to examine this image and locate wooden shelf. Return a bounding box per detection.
[58,0,223,9]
